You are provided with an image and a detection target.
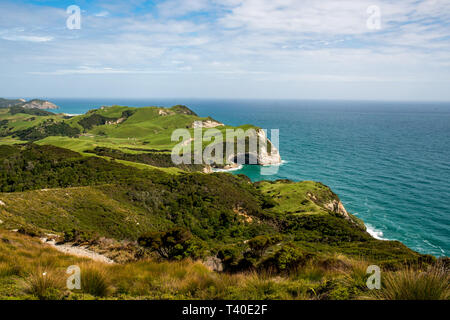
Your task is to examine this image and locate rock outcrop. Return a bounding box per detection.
[203,256,224,272]
[192,120,224,128]
[324,199,351,220]
[16,99,59,110]
[158,109,174,116]
[106,118,126,125]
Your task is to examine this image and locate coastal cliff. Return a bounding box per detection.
[223,128,282,168]
[256,129,282,165]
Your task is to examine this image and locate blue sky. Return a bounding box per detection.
[0,0,450,101]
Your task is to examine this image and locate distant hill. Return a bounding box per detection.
[0,98,26,108]
[0,98,58,109]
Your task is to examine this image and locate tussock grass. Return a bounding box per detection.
[79,262,111,297]
[375,265,449,300]
[0,262,22,277]
[25,266,65,300]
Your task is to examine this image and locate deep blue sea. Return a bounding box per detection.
[43,98,450,257]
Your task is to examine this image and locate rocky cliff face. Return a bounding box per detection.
[256,129,281,165]
[224,129,282,167]
[324,199,351,220]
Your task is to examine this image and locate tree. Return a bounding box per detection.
[138,227,192,260]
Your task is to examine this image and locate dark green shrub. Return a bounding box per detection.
[138,227,194,260]
[78,114,117,130]
[316,279,352,300]
[87,146,204,171]
[13,121,79,141]
[10,106,54,116]
[260,244,306,272]
[217,245,243,271]
[63,229,96,244]
[17,226,41,238]
[247,235,282,258]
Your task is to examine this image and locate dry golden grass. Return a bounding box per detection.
[24,266,66,300]
[374,264,449,300]
[78,262,111,297]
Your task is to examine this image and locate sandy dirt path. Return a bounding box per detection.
[41,238,115,264]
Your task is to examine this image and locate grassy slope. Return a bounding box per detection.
[1,229,446,300]
[256,180,335,215]
[0,186,151,239]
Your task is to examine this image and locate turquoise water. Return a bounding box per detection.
[46,98,450,257]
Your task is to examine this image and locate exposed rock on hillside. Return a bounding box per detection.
[324,199,351,220]
[192,120,224,128]
[15,99,59,110]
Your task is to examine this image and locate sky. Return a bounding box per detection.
[0,0,450,101]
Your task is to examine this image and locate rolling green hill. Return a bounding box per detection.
[0,104,266,171]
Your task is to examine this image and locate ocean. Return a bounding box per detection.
[43,98,450,257]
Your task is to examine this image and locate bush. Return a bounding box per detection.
[217,246,242,271]
[138,228,194,260]
[260,244,307,273]
[63,229,97,244]
[17,226,41,238]
[247,235,282,258]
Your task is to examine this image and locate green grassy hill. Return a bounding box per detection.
[0,104,263,171]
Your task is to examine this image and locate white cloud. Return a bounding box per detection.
[94,11,110,17]
[1,34,53,42]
